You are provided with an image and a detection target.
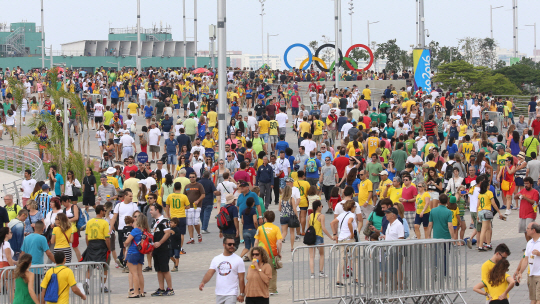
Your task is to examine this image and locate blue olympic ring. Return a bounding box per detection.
[283,43,312,71]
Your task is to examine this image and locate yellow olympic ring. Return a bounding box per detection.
[299,56,327,70]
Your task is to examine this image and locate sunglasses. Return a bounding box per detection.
[252,252,260,256]
[225,243,235,247]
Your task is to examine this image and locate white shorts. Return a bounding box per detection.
[187,208,201,226]
[139,98,146,107]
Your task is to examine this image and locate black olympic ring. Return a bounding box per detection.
[314,44,343,73]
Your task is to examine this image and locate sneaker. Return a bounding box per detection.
[180,249,187,255]
[201,230,210,234]
[171,266,179,272]
[295,235,301,242]
[151,289,165,297]
[319,272,328,278]
[115,258,122,266]
[83,282,90,295]
[466,238,472,249]
[164,288,175,296]
[336,283,345,288]
[325,208,333,214]
[469,223,474,229]
[500,205,507,210]
[310,274,315,279]
[122,267,130,273]
[243,256,250,262]
[270,292,278,296]
[143,266,153,272]
[115,263,120,268]
[198,234,202,243]
[186,239,195,244]
[102,286,110,293]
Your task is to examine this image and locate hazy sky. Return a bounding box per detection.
[4,0,539,61]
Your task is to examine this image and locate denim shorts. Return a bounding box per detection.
[279,178,286,189]
[280,216,290,225]
[126,252,144,265]
[170,248,180,259]
[260,133,269,143]
[478,209,493,222]
[292,107,299,115]
[243,228,256,250]
[315,235,324,245]
[167,153,177,165]
[414,212,430,227]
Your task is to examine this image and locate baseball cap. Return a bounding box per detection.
[285,177,294,183]
[379,171,389,176]
[384,207,399,215]
[42,184,50,190]
[238,181,250,187]
[189,113,196,117]
[489,121,494,127]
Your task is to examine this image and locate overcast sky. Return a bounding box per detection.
[4,0,539,60]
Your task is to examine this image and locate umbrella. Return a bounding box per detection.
[192,67,210,74]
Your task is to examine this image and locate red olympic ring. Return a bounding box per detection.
[345,44,374,72]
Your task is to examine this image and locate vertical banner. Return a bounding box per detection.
[413,48,432,92]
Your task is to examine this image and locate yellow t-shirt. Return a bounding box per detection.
[166,192,190,218]
[313,120,324,135]
[478,190,494,212]
[254,223,283,257]
[386,187,402,204]
[269,120,279,136]
[367,137,380,158]
[451,208,460,226]
[41,266,76,304]
[482,271,510,301]
[416,192,431,214]
[258,120,270,134]
[86,218,110,240]
[127,102,138,115]
[202,139,215,149]
[459,124,468,137]
[53,227,72,249]
[497,153,512,168]
[172,177,190,194]
[357,179,373,206]
[212,127,219,141]
[378,179,392,198]
[107,176,120,189]
[299,121,311,137]
[362,88,371,100]
[309,213,323,237]
[506,100,513,113]
[207,111,218,127]
[402,100,416,112]
[290,171,299,183]
[461,142,474,163]
[294,180,311,208]
[119,89,125,98]
[123,177,140,203]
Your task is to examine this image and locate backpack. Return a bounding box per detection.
[189,101,196,112]
[303,214,317,245]
[43,267,68,302]
[217,205,234,231]
[133,229,154,254]
[444,162,454,180]
[140,133,148,147]
[63,205,88,231]
[306,158,317,173]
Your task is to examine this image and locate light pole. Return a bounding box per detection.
[348,1,354,45]
[367,20,379,50]
[259,0,265,66]
[526,23,537,62]
[136,0,141,73]
[40,0,45,70]
[512,0,518,58]
[338,0,342,52]
[194,0,198,67]
[183,0,187,67]
[267,33,278,69]
[418,0,425,48]
[209,24,216,68]
[53,63,69,156]
[490,5,503,39]
[334,0,339,89]
[217,0,227,161]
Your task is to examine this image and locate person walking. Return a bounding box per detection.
[308,200,335,279]
[254,211,282,296]
[245,246,272,304]
[278,186,297,251]
[184,172,205,244]
[51,213,72,263]
[40,251,86,303]
[12,253,39,304]
[199,236,246,304]
[149,204,175,296]
[330,200,357,287]
[82,205,111,294]
[257,156,274,209]
[239,197,259,261]
[124,214,149,298]
[110,189,139,265]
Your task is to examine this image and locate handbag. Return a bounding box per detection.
[261,224,283,269]
[501,168,512,191]
[130,123,137,133]
[288,214,300,228]
[362,212,374,237]
[71,181,81,197]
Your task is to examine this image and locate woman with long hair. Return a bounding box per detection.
[426,168,443,209]
[124,214,149,298]
[227,118,236,138]
[51,213,73,263]
[64,170,81,204]
[12,253,39,304]
[245,246,272,303]
[44,197,62,256]
[160,174,175,204]
[30,181,45,200]
[414,182,431,239]
[345,168,361,197]
[239,197,259,261]
[497,156,517,215]
[279,186,297,251]
[473,259,514,303]
[24,200,43,236]
[137,184,148,212]
[307,200,335,279]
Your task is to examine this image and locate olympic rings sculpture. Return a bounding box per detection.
[283,43,374,72]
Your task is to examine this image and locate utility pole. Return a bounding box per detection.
[334,0,339,89]
[183,0,187,68]
[40,0,45,70]
[490,5,503,40]
[209,25,216,68]
[194,0,198,67]
[415,0,419,47]
[136,0,141,73]
[418,0,425,48]
[512,0,518,58]
[217,0,227,161]
[259,0,265,66]
[267,33,278,69]
[338,0,342,52]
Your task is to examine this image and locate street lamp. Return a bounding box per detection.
[136,0,141,73]
[40,0,45,70]
[267,33,278,69]
[490,5,503,39]
[367,20,379,49]
[526,23,537,62]
[259,0,265,66]
[348,1,354,45]
[37,45,53,68]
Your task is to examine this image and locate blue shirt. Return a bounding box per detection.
[237,191,260,216]
[242,208,257,229]
[144,106,153,118]
[221,204,239,235]
[164,139,178,154]
[231,106,239,118]
[321,151,334,161]
[128,227,143,255]
[246,89,253,98]
[304,158,322,179]
[275,141,289,154]
[161,117,174,132]
[176,134,191,153]
[447,143,458,156]
[110,86,119,98]
[20,233,49,273]
[256,164,274,184]
[54,173,64,196]
[199,178,217,207]
[198,123,207,137]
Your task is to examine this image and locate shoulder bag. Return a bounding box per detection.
[288,203,300,228]
[362,212,374,237]
[71,180,81,197]
[262,224,283,269]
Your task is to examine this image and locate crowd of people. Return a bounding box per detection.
[0,64,540,303]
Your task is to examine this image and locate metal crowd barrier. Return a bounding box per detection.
[0,261,110,304]
[291,239,467,304]
[0,145,46,203]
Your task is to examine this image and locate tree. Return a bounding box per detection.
[493,62,540,88]
[478,38,498,69]
[458,37,481,66]
[345,48,370,71]
[374,39,406,72]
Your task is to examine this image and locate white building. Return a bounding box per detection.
[496,47,528,66]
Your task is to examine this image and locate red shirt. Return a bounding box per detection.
[518,187,539,219]
[363,116,371,127]
[123,165,138,178]
[333,156,350,178]
[245,167,256,185]
[532,119,540,136]
[358,100,369,113]
[234,170,251,184]
[401,185,418,212]
[291,95,301,108]
[424,121,437,137]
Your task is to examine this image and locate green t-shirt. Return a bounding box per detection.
[428,205,453,239]
[391,149,408,172]
[366,162,383,183]
[155,101,166,115]
[524,137,540,158]
[378,113,387,124]
[103,111,114,125]
[404,139,416,154]
[369,113,379,125]
[184,117,198,135]
[69,109,77,120]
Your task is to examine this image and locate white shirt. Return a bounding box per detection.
[21,178,37,198]
[300,139,317,155]
[415,136,427,153]
[269,162,282,178]
[526,237,540,276]
[94,103,104,117]
[137,89,147,99]
[209,253,245,296]
[96,130,107,142]
[465,98,473,110]
[145,177,157,188]
[342,123,353,137]
[385,219,405,240]
[0,241,14,262]
[278,158,291,175]
[275,113,288,129]
[334,200,362,216]
[248,116,258,131]
[217,181,237,205]
[336,212,357,241]
[113,202,139,230]
[190,145,205,156]
[65,179,82,196]
[125,119,135,130]
[407,155,423,164]
[119,134,135,148]
[469,185,480,212]
[148,128,161,146]
[193,162,205,178]
[470,105,482,118]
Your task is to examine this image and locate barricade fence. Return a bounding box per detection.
[0,261,110,304]
[292,239,467,304]
[0,145,46,203]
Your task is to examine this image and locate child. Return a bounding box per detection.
[169,218,181,272]
[455,186,468,241]
[121,215,134,272]
[306,186,321,215]
[328,187,342,212]
[250,186,266,214]
[448,200,461,242]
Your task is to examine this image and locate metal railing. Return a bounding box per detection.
[0,261,110,304]
[0,145,46,203]
[492,95,536,119]
[291,239,467,304]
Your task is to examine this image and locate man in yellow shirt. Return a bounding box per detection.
[41,251,86,303]
[269,118,279,151]
[127,98,139,117]
[298,117,311,138]
[166,182,190,251]
[254,210,282,294]
[202,132,215,149]
[362,85,372,106]
[82,205,110,290]
[357,170,373,216]
[258,116,270,144]
[402,98,416,113]
[207,107,217,133]
[313,116,324,145]
[377,171,392,203]
[382,177,403,204]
